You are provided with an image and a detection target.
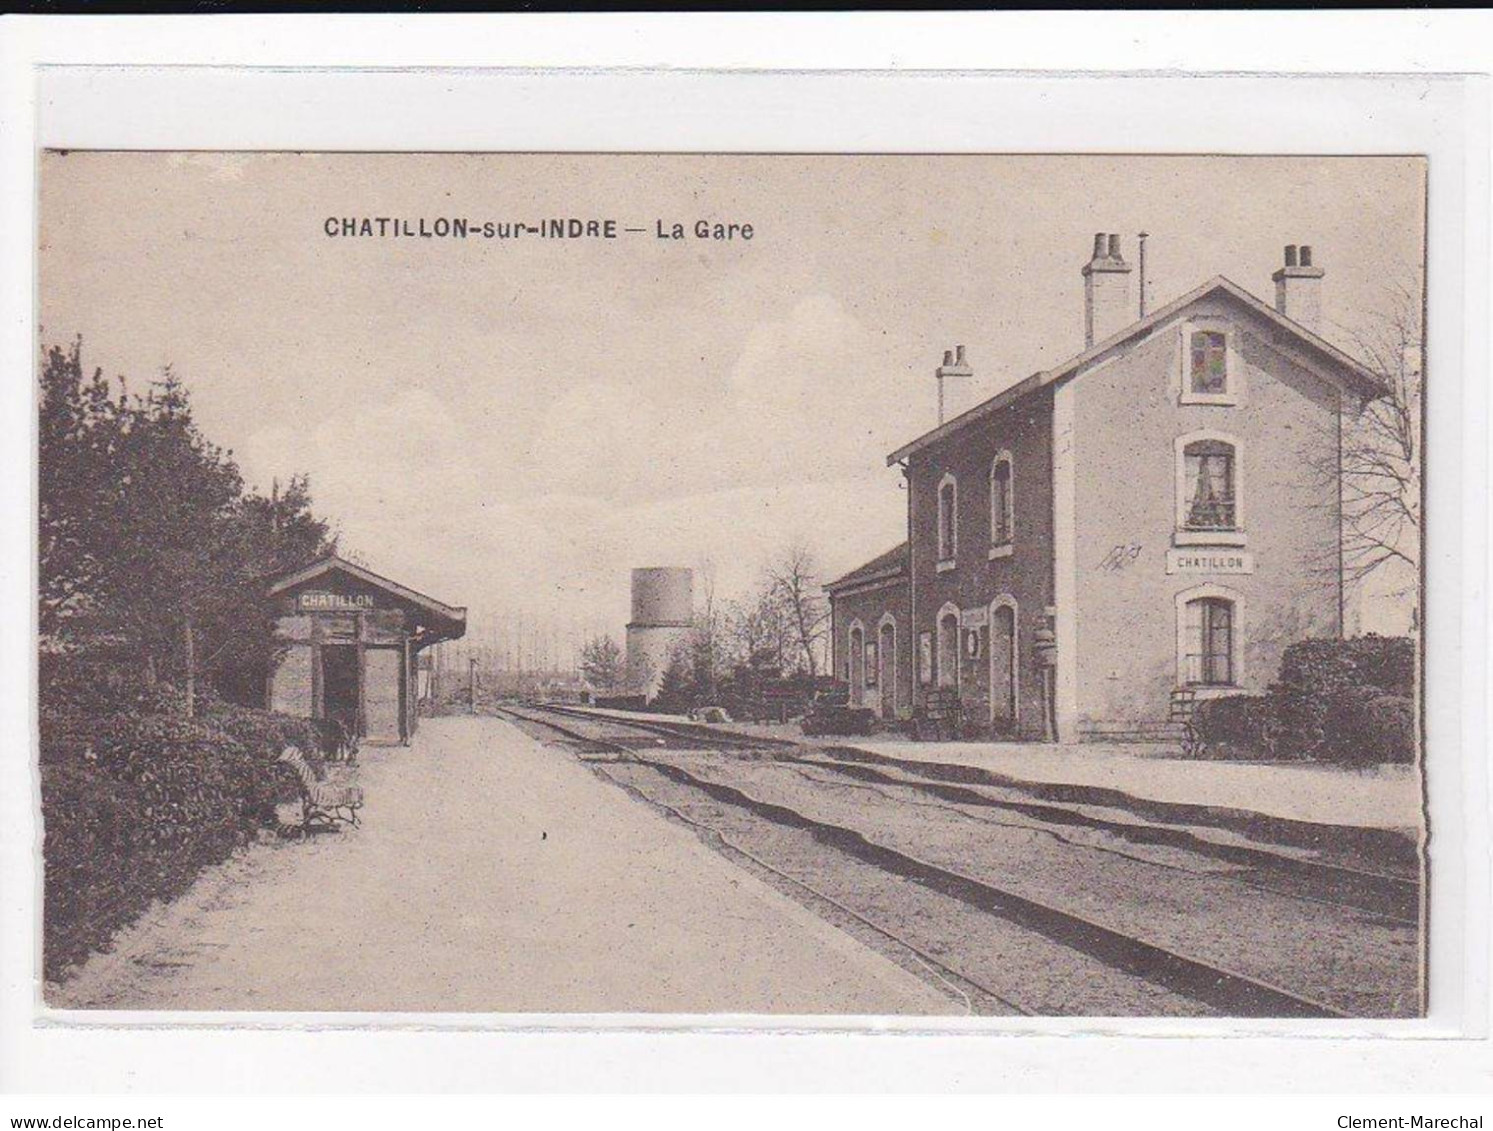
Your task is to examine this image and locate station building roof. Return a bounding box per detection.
[824,542,908,595]
[887,275,1390,466]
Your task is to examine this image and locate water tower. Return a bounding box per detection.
[625,567,693,701]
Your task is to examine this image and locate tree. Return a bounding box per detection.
[691,556,725,700]
[206,475,337,705]
[653,643,698,713]
[1338,285,1421,588]
[38,340,334,713]
[765,541,831,677]
[725,587,791,676]
[578,634,625,690]
[38,340,121,643]
[1307,284,1422,618]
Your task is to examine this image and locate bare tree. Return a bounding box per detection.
[765,541,830,678]
[725,587,791,674]
[1337,284,1422,590]
[693,555,724,700]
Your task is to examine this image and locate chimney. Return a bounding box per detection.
[1272,243,1325,334]
[935,344,974,424]
[1082,232,1133,347]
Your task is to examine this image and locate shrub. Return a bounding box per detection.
[1187,635,1417,764]
[39,700,317,981]
[1273,635,1417,764]
[200,700,326,785]
[1322,688,1417,766]
[1191,694,1279,759]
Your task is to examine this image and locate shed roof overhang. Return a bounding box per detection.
[267,555,467,646]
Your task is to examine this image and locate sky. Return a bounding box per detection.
[38,153,1425,650]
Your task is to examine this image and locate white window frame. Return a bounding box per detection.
[1174,584,1245,693]
[876,613,898,717]
[989,450,1015,560]
[1178,318,1245,407]
[935,601,961,690]
[1174,429,1247,547]
[988,594,1019,726]
[936,471,958,571]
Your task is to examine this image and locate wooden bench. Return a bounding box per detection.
[277,745,364,830]
[912,689,964,742]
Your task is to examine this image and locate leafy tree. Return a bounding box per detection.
[578,634,625,690]
[38,340,123,642]
[653,644,698,713]
[38,340,334,714]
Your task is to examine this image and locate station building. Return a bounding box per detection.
[827,236,1386,742]
[266,555,466,744]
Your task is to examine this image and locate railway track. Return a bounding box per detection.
[525,702,1420,921]
[500,701,1378,1019]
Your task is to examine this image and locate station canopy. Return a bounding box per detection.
[266,555,467,649]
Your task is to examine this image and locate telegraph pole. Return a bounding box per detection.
[1138,231,1150,318]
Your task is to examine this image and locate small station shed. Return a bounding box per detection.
[265,556,466,744]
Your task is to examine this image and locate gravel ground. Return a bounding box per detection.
[48,717,956,1015]
[600,760,1217,1017]
[636,750,1422,1017]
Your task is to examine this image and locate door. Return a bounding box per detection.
[363,647,403,742]
[320,644,360,736]
[990,603,1017,734]
[848,626,865,706]
[879,621,896,718]
[938,612,959,689]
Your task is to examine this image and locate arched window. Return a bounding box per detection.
[1183,596,1235,686]
[937,473,958,564]
[1181,438,1237,531]
[990,452,1014,550]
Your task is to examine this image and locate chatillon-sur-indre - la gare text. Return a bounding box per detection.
[323,216,755,240]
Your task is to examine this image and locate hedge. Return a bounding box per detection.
[1190,694,1279,760]
[40,699,324,982]
[1191,635,1416,766]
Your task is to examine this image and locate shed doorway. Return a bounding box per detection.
[320,644,360,738]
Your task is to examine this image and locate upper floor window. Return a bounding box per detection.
[990,453,1014,552]
[937,473,958,567]
[1182,439,1236,531]
[1190,330,1229,395]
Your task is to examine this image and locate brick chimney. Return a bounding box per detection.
[1082,232,1133,347]
[1272,243,1325,334]
[935,344,974,424]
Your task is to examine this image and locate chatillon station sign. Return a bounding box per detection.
[297,591,376,612]
[1165,549,1255,576]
